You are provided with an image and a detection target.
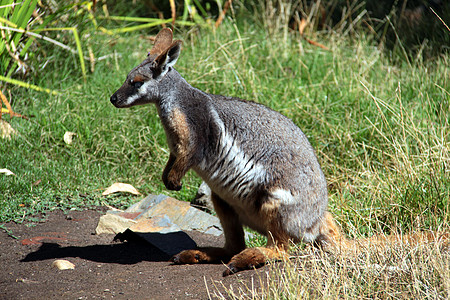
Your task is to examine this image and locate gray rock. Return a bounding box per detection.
[138,196,222,236]
[95,194,259,256]
[129,214,181,233]
[191,182,214,213]
[126,194,168,213]
[96,194,222,236]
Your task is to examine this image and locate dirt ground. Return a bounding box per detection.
[0,209,268,299]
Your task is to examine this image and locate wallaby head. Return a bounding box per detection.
[110,28,182,108]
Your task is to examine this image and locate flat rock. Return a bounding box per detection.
[128,214,181,233]
[138,197,222,235]
[95,194,224,256]
[126,194,169,213]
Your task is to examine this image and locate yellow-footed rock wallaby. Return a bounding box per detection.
[110,28,447,276]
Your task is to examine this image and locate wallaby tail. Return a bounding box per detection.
[317,212,449,255]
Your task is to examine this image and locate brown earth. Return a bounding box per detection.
[0,209,268,299]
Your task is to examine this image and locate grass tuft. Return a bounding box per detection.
[212,239,450,299]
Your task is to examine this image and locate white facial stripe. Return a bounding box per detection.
[124,93,139,106]
[124,80,155,106]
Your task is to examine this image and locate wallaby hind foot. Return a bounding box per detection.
[170,242,290,277]
[170,247,234,265]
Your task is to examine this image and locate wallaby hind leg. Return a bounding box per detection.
[171,193,245,264]
[223,211,346,276]
[223,203,291,276]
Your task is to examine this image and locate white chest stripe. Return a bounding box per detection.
[200,109,266,199]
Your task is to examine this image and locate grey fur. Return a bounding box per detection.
[110,35,328,246]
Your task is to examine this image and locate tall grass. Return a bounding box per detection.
[194,3,448,297]
[212,241,449,299]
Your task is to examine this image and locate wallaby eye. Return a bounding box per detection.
[131,80,144,89]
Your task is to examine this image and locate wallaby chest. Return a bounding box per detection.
[157,101,193,156]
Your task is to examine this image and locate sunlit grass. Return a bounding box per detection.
[212,238,450,299]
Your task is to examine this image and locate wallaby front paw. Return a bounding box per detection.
[165,180,182,191]
[170,249,208,264]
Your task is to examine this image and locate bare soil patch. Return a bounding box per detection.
[0,209,266,299]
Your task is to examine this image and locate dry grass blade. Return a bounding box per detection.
[0,26,29,72]
[215,0,233,28]
[296,15,329,51]
[303,36,329,50]
[169,0,176,27]
[430,7,450,32]
[0,90,28,120]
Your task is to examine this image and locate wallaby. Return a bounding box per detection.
[110,28,447,276]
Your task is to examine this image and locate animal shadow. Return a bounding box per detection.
[21,231,197,264]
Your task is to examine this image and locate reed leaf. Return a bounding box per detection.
[0,75,59,95]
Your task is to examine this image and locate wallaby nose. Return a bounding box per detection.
[110,94,117,104]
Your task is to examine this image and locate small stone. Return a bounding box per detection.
[52,259,75,270]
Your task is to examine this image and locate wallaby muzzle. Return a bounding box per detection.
[110,93,118,106]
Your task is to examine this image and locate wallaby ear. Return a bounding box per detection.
[149,28,173,57]
[152,40,182,78]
